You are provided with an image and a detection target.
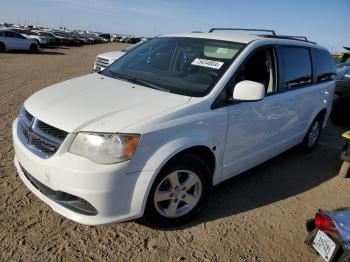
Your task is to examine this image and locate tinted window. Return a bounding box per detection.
[13,32,24,39]
[312,48,336,83]
[4,31,14,38]
[280,46,312,89]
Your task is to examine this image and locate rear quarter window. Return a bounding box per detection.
[312,48,336,83]
[280,46,312,89]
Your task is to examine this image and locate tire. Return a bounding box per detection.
[142,154,212,227]
[300,114,323,152]
[29,44,38,53]
[330,95,350,127]
[0,42,5,52]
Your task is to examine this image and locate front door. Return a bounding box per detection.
[222,47,296,178]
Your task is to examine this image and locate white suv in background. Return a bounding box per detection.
[0,29,39,52]
[93,41,147,72]
[13,28,335,226]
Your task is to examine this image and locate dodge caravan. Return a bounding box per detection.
[13,28,336,226]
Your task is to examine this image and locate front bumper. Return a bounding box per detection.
[12,118,154,225]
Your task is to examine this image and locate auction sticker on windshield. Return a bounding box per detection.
[312,230,336,262]
[191,58,224,69]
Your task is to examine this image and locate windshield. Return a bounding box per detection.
[102,37,244,97]
[38,32,51,37]
[122,41,147,53]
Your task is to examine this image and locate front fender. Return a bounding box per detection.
[125,107,228,215]
[128,136,220,216]
[127,129,222,176]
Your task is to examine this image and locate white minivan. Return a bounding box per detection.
[13,28,335,226]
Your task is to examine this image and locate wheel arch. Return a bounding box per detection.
[160,145,216,176]
[306,107,328,133]
[129,141,219,217]
[0,41,6,50]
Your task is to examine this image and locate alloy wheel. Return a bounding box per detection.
[154,170,202,218]
[308,120,320,147]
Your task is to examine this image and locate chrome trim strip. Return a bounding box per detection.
[17,107,68,159]
[32,120,64,145]
[17,120,51,159]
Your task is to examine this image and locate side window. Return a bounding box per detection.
[312,48,336,83]
[280,46,312,89]
[234,47,277,95]
[4,31,14,38]
[13,32,25,39]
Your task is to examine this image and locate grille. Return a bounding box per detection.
[31,133,59,155]
[36,120,68,140]
[18,107,68,158]
[95,57,110,68]
[24,110,34,123]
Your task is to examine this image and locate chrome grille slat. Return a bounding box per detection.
[36,121,68,140]
[25,110,33,123]
[17,108,68,159]
[96,57,110,67]
[20,107,34,127]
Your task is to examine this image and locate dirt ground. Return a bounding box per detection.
[0,43,349,262]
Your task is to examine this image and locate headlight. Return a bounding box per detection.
[344,73,350,79]
[69,133,140,164]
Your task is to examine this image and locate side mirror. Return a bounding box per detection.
[233,80,265,101]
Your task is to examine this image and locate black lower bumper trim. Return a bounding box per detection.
[19,163,98,216]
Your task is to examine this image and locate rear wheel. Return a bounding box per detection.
[300,115,323,152]
[29,44,38,53]
[0,42,5,52]
[142,154,212,227]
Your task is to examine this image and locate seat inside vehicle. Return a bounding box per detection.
[235,49,275,94]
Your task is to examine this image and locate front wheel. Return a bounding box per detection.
[0,42,5,52]
[142,154,212,227]
[300,116,323,152]
[29,44,38,53]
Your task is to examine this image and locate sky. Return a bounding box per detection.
[0,0,349,53]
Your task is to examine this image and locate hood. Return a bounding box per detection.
[24,74,190,133]
[98,51,125,61]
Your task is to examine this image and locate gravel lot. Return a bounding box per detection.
[0,43,349,261]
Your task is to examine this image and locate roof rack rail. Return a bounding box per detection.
[209,28,276,36]
[257,34,317,44]
[278,35,308,41]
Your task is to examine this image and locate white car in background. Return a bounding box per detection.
[93,41,147,72]
[13,29,335,227]
[10,28,49,46]
[0,29,39,52]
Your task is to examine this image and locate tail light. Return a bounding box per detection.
[315,212,338,233]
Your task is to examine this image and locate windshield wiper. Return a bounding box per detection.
[106,70,170,92]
